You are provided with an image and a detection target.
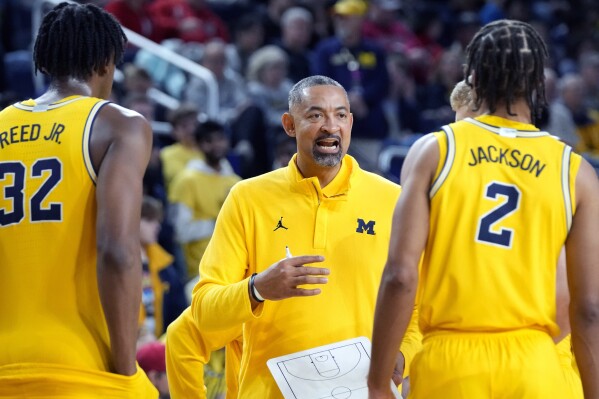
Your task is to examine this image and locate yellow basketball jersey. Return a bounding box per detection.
[420,115,581,336]
[0,96,112,370]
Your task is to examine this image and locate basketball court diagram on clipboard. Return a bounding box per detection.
[267,337,402,399]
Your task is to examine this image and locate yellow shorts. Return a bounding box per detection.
[555,335,583,399]
[0,363,157,398]
[410,330,570,399]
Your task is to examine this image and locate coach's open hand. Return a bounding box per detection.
[252,255,328,302]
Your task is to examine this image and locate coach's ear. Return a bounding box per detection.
[282,113,296,138]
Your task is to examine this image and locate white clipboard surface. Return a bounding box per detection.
[267,336,402,399]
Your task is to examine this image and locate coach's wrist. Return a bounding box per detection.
[249,273,265,303]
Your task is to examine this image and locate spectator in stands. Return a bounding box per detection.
[451,11,481,52]
[126,94,187,284]
[1,0,35,98]
[159,104,202,191]
[226,13,265,77]
[246,45,293,128]
[122,63,169,123]
[300,0,335,45]
[169,121,241,280]
[121,93,166,204]
[104,0,172,44]
[557,74,599,158]
[415,47,464,132]
[545,73,582,147]
[272,130,297,170]
[260,0,296,45]
[139,196,187,341]
[123,92,156,123]
[124,64,155,97]
[405,8,444,85]
[149,0,229,43]
[385,52,422,136]
[312,0,390,171]
[182,39,268,177]
[137,341,171,399]
[362,0,417,54]
[246,45,294,166]
[275,7,314,84]
[184,40,249,127]
[544,67,559,104]
[0,3,5,94]
[579,51,599,113]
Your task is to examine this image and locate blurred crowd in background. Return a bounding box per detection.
[2,1,598,397]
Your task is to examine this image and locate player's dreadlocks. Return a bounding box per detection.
[33,2,127,81]
[464,19,548,123]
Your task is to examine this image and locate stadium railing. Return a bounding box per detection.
[32,0,220,125]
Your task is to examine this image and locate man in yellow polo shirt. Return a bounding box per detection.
[187,75,420,398]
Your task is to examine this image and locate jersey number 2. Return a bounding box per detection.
[0,158,62,226]
[476,182,521,248]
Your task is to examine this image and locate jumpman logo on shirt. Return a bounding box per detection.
[273,217,288,231]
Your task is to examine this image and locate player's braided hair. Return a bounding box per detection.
[464,19,548,123]
[33,2,127,81]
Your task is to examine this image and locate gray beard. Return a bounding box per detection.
[312,148,343,167]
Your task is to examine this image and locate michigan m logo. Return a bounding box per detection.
[356,219,375,235]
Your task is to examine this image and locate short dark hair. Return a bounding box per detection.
[194,120,225,143]
[167,104,198,127]
[288,75,347,111]
[464,19,548,123]
[122,93,151,110]
[34,2,127,81]
[141,196,163,222]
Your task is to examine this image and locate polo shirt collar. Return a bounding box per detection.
[286,154,357,199]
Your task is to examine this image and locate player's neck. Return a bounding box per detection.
[487,99,533,124]
[35,79,93,105]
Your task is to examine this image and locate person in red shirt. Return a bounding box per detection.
[104,0,173,43]
[148,0,229,43]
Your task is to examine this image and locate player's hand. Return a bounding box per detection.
[391,352,405,386]
[368,387,395,399]
[253,255,328,301]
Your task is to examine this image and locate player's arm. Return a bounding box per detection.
[554,248,570,344]
[397,303,422,381]
[567,158,599,398]
[166,307,242,399]
[368,134,438,398]
[92,104,152,375]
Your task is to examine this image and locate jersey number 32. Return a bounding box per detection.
[0,158,62,226]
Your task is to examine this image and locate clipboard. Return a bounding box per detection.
[267,336,402,399]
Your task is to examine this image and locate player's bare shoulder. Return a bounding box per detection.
[98,102,151,136]
[401,133,440,183]
[89,102,152,170]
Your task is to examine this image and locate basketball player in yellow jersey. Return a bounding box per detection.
[450,80,583,398]
[165,307,243,399]
[0,3,157,398]
[368,19,599,399]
